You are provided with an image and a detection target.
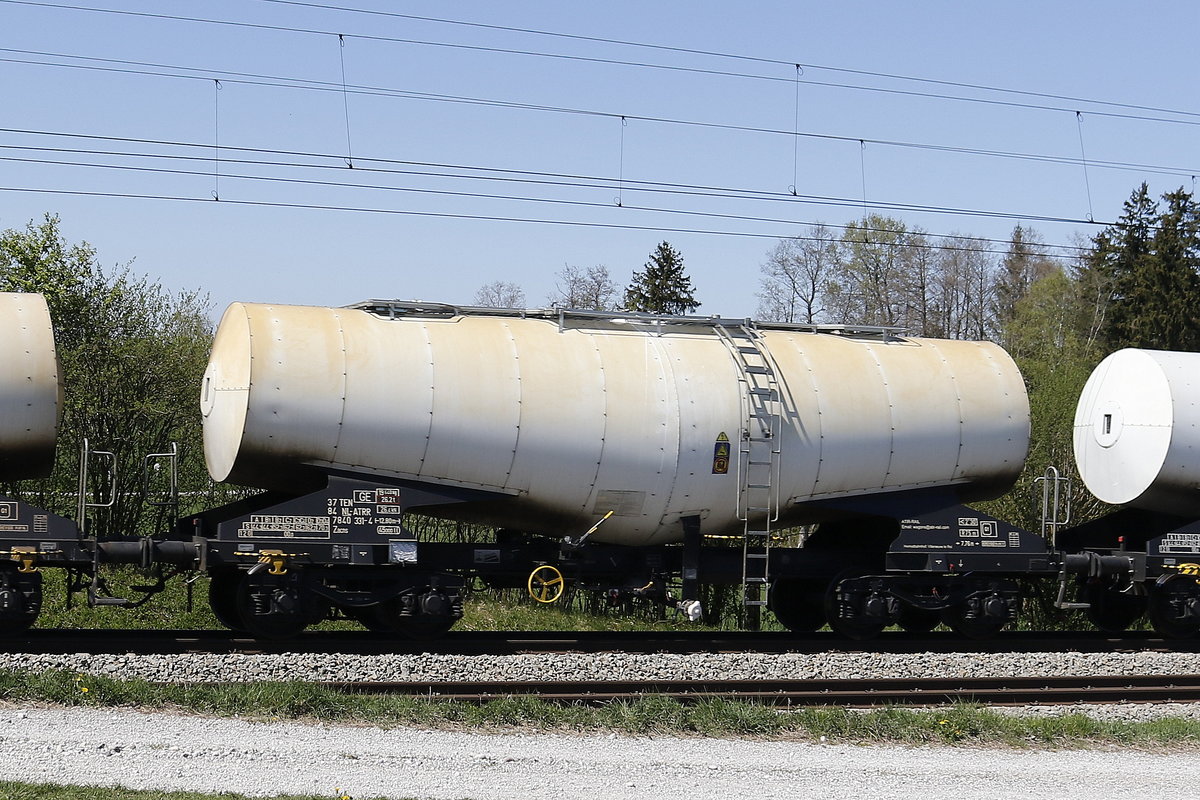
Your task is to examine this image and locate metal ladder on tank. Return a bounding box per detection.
[715,322,783,630]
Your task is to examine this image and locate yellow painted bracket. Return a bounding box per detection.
[234,549,310,576]
[258,549,289,576]
[527,564,565,604]
[10,547,37,574]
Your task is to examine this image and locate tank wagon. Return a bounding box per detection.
[0,292,200,633]
[1061,348,1200,636]
[0,291,73,632]
[185,300,1061,639]
[0,294,1185,640]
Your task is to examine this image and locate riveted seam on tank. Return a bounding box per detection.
[501,321,520,486]
[863,344,895,490]
[414,321,434,475]
[583,333,610,517]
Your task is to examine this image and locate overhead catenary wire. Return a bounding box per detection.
[0,0,1183,268]
[0,149,1099,256]
[7,0,1200,127]
[1076,111,1095,222]
[211,79,221,201]
[337,33,353,168]
[3,49,1199,182]
[250,0,1200,123]
[0,184,1100,258]
[0,128,1100,253]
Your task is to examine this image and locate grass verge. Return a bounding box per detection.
[0,783,392,800]
[1,669,1199,748]
[34,571,734,633]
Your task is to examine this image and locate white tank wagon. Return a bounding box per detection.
[1075,348,1200,516]
[1061,348,1200,638]
[201,300,1029,545]
[0,292,60,481]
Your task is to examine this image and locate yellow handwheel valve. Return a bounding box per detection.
[527,564,565,604]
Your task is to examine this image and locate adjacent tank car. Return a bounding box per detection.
[0,292,60,480]
[1064,348,1200,636]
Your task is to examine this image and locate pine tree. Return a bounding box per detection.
[994,225,1059,346]
[623,241,699,314]
[1089,184,1200,351]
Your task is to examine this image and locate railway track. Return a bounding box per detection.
[317,674,1200,707]
[6,629,1200,707]
[4,628,1200,655]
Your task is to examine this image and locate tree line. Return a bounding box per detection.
[475,240,700,315]
[0,215,220,538]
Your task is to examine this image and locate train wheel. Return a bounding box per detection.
[824,572,886,641]
[0,564,41,635]
[235,574,311,639]
[767,578,827,632]
[896,606,941,633]
[1148,579,1200,639]
[347,605,393,633]
[355,599,457,640]
[208,570,247,632]
[1083,584,1146,633]
[940,604,1007,640]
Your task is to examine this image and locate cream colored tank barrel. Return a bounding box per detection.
[1075,348,1200,515]
[0,293,60,481]
[202,302,1030,545]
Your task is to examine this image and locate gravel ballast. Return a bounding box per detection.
[2,648,1200,684]
[6,649,1200,722]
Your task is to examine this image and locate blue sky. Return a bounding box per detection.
[2,1,1197,319]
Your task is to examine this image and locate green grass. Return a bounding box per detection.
[0,783,393,800]
[456,592,727,632]
[33,569,732,633]
[3,668,1200,748]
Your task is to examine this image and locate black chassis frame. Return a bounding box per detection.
[4,471,1187,629]
[170,475,1079,619]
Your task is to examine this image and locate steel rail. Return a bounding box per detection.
[4,628,1200,655]
[311,675,1200,706]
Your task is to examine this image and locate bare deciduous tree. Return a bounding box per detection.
[548,264,617,311]
[756,225,840,323]
[473,281,526,308]
[838,215,911,327]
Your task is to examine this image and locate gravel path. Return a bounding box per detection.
[0,704,1197,800]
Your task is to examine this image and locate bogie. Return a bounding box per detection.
[1147,578,1200,639]
[0,565,42,635]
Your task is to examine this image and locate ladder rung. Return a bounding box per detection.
[748,388,776,397]
[746,530,770,537]
[744,600,768,607]
[747,459,773,466]
[745,365,772,375]
[745,483,771,491]
[746,506,771,513]
[745,553,769,560]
